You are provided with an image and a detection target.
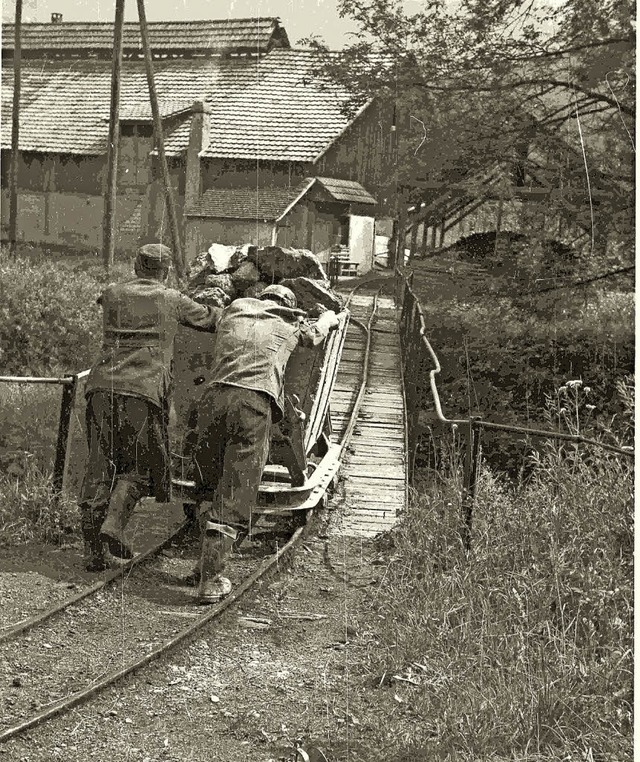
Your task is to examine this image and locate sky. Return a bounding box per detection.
[1,0,361,49]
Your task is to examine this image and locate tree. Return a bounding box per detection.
[309,0,635,262]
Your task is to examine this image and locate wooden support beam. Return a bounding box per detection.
[8,0,23,257]
[420,220,429,257]
[137,0,185,280]
[408,222,419,263]
[102,0,125,272]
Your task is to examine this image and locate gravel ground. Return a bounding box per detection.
[0,508,415,762]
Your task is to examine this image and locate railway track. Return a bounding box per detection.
[0,278,393,745]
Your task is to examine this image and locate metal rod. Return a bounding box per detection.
[102,0,126,272]
[0,375,74,385]
[8,0,23,257]
[52,377,78,502]
[136,0,185,280]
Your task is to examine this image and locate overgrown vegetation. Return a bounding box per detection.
[409,248,634,472]
[362,385,633,760]
[0,247,128,545]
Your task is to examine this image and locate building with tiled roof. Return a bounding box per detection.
[1,17,396,271]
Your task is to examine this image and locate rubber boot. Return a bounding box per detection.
[81,514,108,572]
[100,479,139,559]
[197,522,236,604]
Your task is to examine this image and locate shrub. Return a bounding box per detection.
[364,417,633,760]
[0,250,103,375]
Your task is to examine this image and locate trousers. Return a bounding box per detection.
[79,391,169,529]
[192,385,273,531]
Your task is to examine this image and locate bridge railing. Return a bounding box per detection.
[393,266,634,548]
[0,370,90,507]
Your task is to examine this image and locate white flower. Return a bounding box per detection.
[566,379,583,389]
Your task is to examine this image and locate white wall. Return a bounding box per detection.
[349,215,375,274]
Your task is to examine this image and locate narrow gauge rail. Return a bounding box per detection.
[0,279,391,745]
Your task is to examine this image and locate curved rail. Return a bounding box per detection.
[0,520,189,645]
[0,278,389,745]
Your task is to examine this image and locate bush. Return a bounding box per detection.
[364,417,633,760]
[410,260,634,472]
[0,250,103,375]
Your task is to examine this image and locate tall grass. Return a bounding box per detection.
[365,391,633,760]
[0,383,82,545]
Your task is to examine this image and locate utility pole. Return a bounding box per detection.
[137,0,185,280]
[102,0,126,272]
[9,0,23,257]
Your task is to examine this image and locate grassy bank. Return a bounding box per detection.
[360,429,633,760]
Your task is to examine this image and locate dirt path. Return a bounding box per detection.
[1,508,415,762]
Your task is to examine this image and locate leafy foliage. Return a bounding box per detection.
[0,249,103,375]
[309,0,635,257]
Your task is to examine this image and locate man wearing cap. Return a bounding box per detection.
[189,284,339,603]
[80,243,222,572]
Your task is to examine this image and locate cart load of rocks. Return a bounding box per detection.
[173,243,348,486]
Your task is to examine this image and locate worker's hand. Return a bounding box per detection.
[316,310,339,333]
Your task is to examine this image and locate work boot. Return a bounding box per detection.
[81,514,108,572]
[197,522,237,604]
[100,479,140,559]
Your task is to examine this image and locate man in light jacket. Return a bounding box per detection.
[190,284,339,603]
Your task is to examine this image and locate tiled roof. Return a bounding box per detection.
[185,176,377,219]
[185,180,314,220]
[117,101,195,121]
[1,59,220,154]
[1,50,357,162]
[173,50,356,162]
[316,177,377,204]
[1,18,289,55]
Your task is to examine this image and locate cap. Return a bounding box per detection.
[136,243,173,270]
[258,284,297,309]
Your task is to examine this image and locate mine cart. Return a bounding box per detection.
[171,308,350,515]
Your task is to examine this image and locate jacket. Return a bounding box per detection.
[86,278,220,408]
[208,297,330,421]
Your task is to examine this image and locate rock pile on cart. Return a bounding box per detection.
[185,243,343,314]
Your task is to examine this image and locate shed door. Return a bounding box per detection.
[348,215,375,274]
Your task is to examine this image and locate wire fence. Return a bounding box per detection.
[393,266,634,548]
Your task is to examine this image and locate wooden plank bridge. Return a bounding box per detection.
[329,289,408,537]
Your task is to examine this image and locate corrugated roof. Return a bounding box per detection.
[185,180,314,220]
[316,177,377,204]
[1,18,289,54]
[1,50,356,162]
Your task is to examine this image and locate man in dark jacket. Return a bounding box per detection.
[190,284,339,603]
[80,243,221,571]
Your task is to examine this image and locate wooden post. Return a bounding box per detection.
[8,0,23,257]
[438,217,446,248]
[420,220,429,258]
[430,223,437,252]
[102,0,125,272]
[52,378,78,506]
[408,222,419,263]
[395,202,408,269]
[461,417,482,551]
[137,0,185,280]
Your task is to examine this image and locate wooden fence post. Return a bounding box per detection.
[52,377,78,507]
[461,416,482,551]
